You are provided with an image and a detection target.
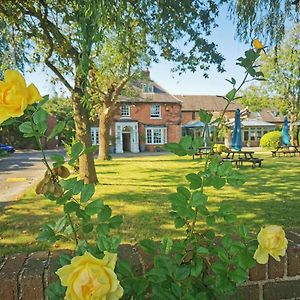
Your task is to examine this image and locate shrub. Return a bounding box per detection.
[260,131,281,148]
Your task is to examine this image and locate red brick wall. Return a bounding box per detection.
[112,102,182,149]
[0,230,299,299]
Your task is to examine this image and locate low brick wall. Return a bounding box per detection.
[0,230,299,300]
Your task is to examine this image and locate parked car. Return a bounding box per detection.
[0,143,15,153]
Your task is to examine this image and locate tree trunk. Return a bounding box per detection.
[72,80,98,184]
[98,110,112,160]
[289,110,298,146]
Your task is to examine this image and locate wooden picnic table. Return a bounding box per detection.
[271,145,300,157]
[222,150,264,168]
[193,147,212,159]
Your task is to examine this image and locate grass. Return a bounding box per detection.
[0,152,300,255]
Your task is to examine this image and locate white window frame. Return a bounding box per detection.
[143,84,154,93]
[91,127,99,145]
[150,104,161,118]
[145,127,167,145]
[121,104,130,118]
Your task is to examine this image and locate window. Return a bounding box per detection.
[192,112,196,120]
[121,104,130,117]
[257,130,262,139]
[150,104,160,118]
[143,84,154,93]
[243,130,249,141]
[250,128,255,141]
[91,127,99,145]
[145,127,167,144]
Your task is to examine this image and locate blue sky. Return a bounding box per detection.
[25,7,250,97]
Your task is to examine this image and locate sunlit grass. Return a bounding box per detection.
[0,153,299,255]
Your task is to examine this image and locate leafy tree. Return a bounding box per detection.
[0,1,225,177]
[240,24,300,144]
[227,0,300,45]
[44,95,75,145]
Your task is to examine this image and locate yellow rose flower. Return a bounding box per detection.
[252,38,264,50]
[56,251,124,300]
[253,225,288,264]
[0,70,42,124]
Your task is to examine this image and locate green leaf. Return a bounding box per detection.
[19,122,34,136]
[204,230,215,240]
[199,109,213,124]
[191,191,208,207]
[217,162,233,176]
[165,143,186,156]
[192,137,204,149]
[64,201,80,213]
[186,173,202,190]
[33,108,48,134]
[206,215,215,226]
[85,200,104,216]
[82,222,93,233]
[72,179,84,195]
[225,88,237,101]
[196,246,209,255]
[227,171,246,187]
[48,121,66,140]
[160,238,173,255]
[174,216,186,228]
[220,233,231,247]
[212,177,226,189]
[97,236,110,251]
[96,223,110,235]
[191,258,203,277]
[224,213,237,223]
[116,260,133,277]
[238,251,256,269]
[177,186,191,200]
[37,95,49,108]
[238,224,248,238]
[140,239,157,254]
[98,205,112,221]
[50,154,65,167]
[71,141,84,158]
[46,281,66,300]
[80,184,95,202]
[229,267,248,284]
[174,265,190,281]
[109,215,123,229]
[179,135,192,150]
[58,253,72,266]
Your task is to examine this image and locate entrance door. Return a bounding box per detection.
[122,132,131,152]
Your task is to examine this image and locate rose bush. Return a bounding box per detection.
[254,225,288,264]
[0,70,42,123]
[0,41,289,299]
[56,252,124,300]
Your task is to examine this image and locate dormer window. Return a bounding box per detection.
[271,111,280,117]
[143,84,154,93]
[150,104,160,118]
[121,104,130,117]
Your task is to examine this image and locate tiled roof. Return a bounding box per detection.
[175,95,243,111]
[241,119,277,127]
[119,80,182,104]
[259,109,284,123]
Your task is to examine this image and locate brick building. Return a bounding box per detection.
[90,75,287,153]
[90,78,182,153]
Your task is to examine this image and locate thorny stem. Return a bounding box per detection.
[188,70,251,237]
[67,212,78,246]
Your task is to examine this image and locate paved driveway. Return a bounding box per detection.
[0,149,65,208]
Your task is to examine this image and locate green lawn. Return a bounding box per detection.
[0,152,300,255]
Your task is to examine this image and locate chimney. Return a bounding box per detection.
[142,68,150,80]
